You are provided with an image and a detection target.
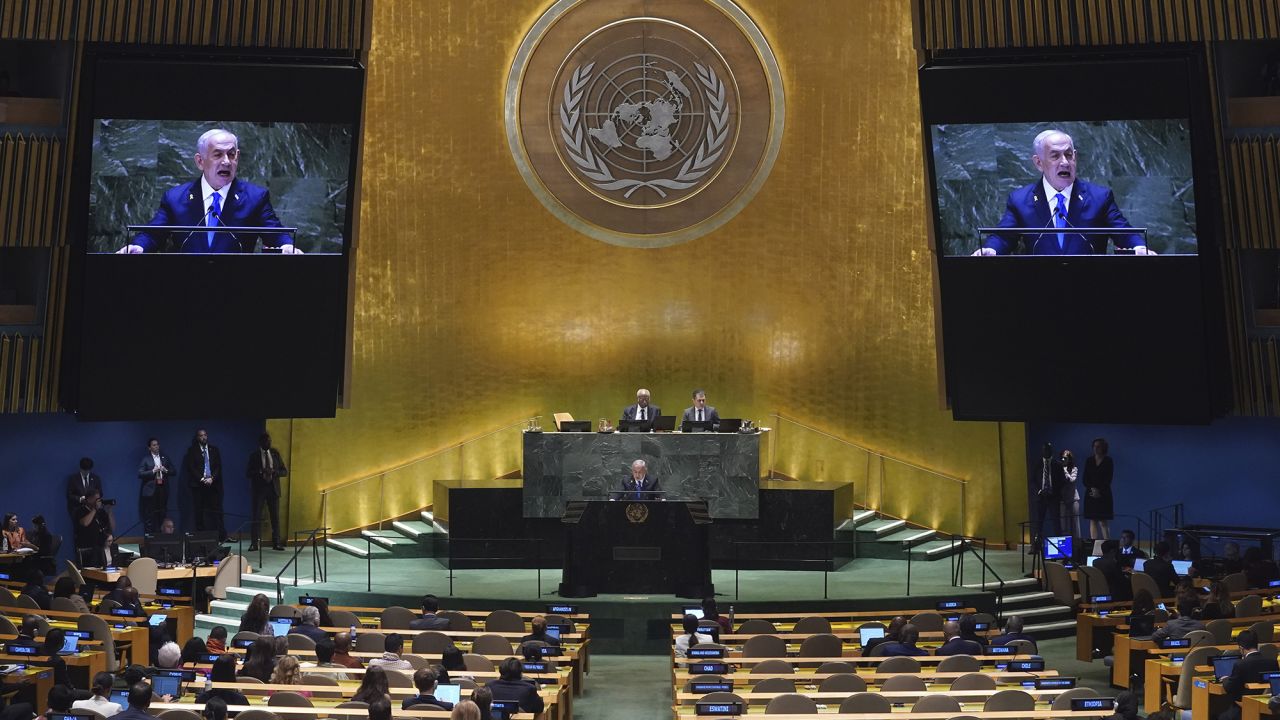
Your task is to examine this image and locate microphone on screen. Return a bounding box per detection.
[178,204,222,254]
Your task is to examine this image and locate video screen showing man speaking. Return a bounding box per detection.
[88,120,352,254]
[930,120,1197,257]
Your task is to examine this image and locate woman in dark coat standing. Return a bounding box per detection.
[1082,437,1114,539]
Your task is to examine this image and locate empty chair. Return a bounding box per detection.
[205,554,245,603]
[159,711,201,720]
[231,712,277,720]
[908,611,943,632]
[752,677,797,694]
[484,609,525,632]
[684,674,725,692]
[750,659,793,675]
[380,605,417,629]
[286,633,315,651]
[879,674,926,692]
[13,594,39,610]
[232,631,261,646]
[1006,638,1037,655]
[60,561,87,588]
[50,597,80,613]
[911,695,961,713]
[454,678,479,690]
[983,689,1035,712]
[1051,687,1100,710]
[971,612,996,626]
[1043,560,1079,609]
[332,702,367,710]
[403,654,430,670]
[700,692,745,706]
[1184,630,1214,647]
[267,692,312,708]
[815,661,855,674]
[299,674,341,699]
[269,604,300,619]
[792,616,833,634]
[1129,572,1161,602]
[742,634,787,658]
[441,610,473,631]
[462,653,493,672]
[404,703,447,712]
[1223,572,1248,594]
[1235,595,1264,619]
[1205,618,1233,645]
[737,618,777,634]
[818,673,866,693]
[383,669,413,687]
[876,656,921,674]
[1250,620,1275,643]
[472,633,514,656]
[328,610,361,628]
[1079,565,1110,596]
[95,598,120,613]
[839,692,892,714]
[0,588,16,607]
[412,630,453,655]
[764,693,817,715]
[544,614,574,630]
[127,557,158,596]
[78,614,121,672]
[354,631,386,653]
[936,654,980,673]
[798,633,842,658]
[0,616,14,635]
[949,672,996,691]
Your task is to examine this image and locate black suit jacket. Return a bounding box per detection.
[681,406,720,428]
[246,447,288,498]
[1223,650,1279,701]
[409,614,451,631]
[66,471,103,513]
[183,442,224,489]
[1033,457,1067,501]
[1142,557,1178,598]
[934,637,984,656]
[136,453,177,497]
[622,475,660,492]
[621,404,661,422]
[485,678,544,713]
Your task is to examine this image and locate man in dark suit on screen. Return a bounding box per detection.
[622,459,660,494]
[681,389,720,430]
[620,388,661,425]
[117,128,300,254]
[246,432,287,551]
[975,130,1154,256]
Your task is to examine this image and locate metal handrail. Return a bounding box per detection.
[769,413,967,484]
[320,415,538,495]
[274,526,326,604]
[950,535,1005,621]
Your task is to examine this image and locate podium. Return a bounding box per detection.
[559,499,713,598]
[125,224,298,253]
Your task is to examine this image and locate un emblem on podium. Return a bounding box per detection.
[506,0,784,248]
[625,503,650,524]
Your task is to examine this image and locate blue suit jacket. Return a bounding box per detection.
[133,177,290,253]
[983,179,1143,255]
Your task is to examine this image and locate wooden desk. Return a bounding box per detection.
[1243,694,1276,720]
[148,603,195,641]
[199,681,564,720]
[150,703,532,719]
[1145,657,1181,710]
[83,565,223,583]
[0,664,54,709]
[1075,612,1124,662]
[671,711,1126,719]
[673,687,1076,705]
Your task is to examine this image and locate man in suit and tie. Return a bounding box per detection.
[1031,442,1066,554]
[246,432,288,551]
[66,457,103,518]
[620,388,661,426]
[136,438,176,535]
[183,429,225,538]
[409,594,451,631]
[1220,630,1278,720]
[117,129,300,254]
[974,130,1154,256]
[622,459,660,495]
[681,389,720,431]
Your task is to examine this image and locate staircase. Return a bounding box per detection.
[962,576,1077,639]
[325,509,446,559]
[835,508,965,561]
[194,571,317,636]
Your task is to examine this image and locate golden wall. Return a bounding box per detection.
[274,0,1028,542]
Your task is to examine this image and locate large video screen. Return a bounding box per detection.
[920,53,1224,423]
[89,120,352,254]
[931,119,1197,257]
[63,51,364,420]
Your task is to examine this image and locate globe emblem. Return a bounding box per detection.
[559,43,733,205]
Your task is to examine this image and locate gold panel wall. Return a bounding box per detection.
[277,0,1027,541]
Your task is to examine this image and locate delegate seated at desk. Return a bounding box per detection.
[622,460,660,494]
[621,388,660,424]
[681,389,720,430]
[1220,630,1277,720]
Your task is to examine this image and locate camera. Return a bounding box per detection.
[102,499,117,507]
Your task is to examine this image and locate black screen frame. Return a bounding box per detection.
[62,46,365,420]
[920,46,1227,423]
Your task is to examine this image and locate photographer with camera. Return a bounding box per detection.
[74,488,116,568]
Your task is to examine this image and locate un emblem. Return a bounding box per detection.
[625,503,650,524]
[506,0,784,248]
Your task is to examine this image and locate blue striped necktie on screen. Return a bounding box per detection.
[1053,193,1067,250]
[208,192,222,249]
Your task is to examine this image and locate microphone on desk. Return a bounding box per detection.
[178,204,222,253]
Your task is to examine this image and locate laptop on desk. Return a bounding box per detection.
[617,419,653,433]
[1211,655,1240,680]
[681,420,713,433]
[717,418,743,433]
[558,420,592,432]
[652,415,676,432]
